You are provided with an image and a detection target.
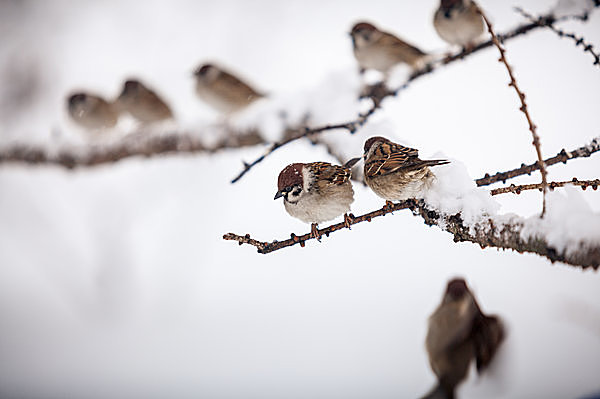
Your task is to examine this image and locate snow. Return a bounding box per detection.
[1,1,600,399]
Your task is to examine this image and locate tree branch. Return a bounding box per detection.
[490,178,600,196]
[515,7,600,67]
[223,199,599,270]
[476,136,600,186]
[229,6,596,184]
[0,131,264,169]
[477,6,549,216]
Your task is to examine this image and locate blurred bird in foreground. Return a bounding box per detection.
[423,278,505,399]
[362,136,449,207]
[193,63,264,116]
[433,0,485,50]
[67,92,118,130]
[274,158,360,240]
[114,79,173,124]
[350,21,429,79]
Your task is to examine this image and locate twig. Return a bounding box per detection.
[490,178,600,195]
[476,136,600,186]
[229,6,595,184]
[223,199,600,270]
[477,6,549,216]
[515,7,600,67]
[0,131,263,169]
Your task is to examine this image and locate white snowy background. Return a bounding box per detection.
[1,0,600,398]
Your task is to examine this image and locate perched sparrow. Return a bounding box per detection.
[363,136,449,205]
[433,0,485,49]
[423,278,504,399]
[67,92,118,130]
[274,158,360,240]
[114,79,173,124]
[350,22,428,77]
[193,63,264,115]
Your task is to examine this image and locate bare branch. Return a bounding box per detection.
[515,7,600,67]
[476,136,600,186]
[491,178,600,196]
[224,201,412,254]
[223,199,600,270]
[229,7,596,184]
[477,6,549,216]
[0,131,264,169]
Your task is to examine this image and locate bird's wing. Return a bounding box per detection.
[364,141,420,178]
[379,31,427,57]
[214,70,263,100]
[311,162,352,192]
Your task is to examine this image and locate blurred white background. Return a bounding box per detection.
[0,0,599,398]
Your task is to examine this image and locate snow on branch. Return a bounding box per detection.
[476,136,600,186]
[229,5,597,184]
[0,131,263,168]
[223,198,600,270]
[490,178,600,196]
[515,7,600,67]
[477,6,549,216]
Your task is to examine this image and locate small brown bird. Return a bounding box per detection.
[274,159,360,240]
[363,136,449,205]
[423,278,504,399]
[350,22,429,77]
[193,63,264,115]
[67,92,118,130]
[114,79,173,124]
[433,0,485,49]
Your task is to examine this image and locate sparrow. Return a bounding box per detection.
[433,0,485,50]
[423,278,504,399]
[274,158,360,240]
[114,79,173,124]
[362,136,449,206]
[350,22,429,77]
[67,92,118,130]
[193,63,264,115]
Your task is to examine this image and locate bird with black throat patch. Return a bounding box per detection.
[274,158,360,241]
[363,136,449,208]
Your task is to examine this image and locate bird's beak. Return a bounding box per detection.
[274,190,284,200]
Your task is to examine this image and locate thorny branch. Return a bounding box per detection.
[224,201,413,254]
[223,199,600,270]
[476,136,600,186]
[229,6,597,184]
[490,178,600,196]
[477,6,549,216]
[515,7,600,67]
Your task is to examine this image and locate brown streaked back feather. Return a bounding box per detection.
[365,139,448,178]
[309,162,353,192]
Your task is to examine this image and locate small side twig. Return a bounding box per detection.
[477,6,549,216]
[516,7,600,67]
[476,136,600,186]
[490,178,600,196]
